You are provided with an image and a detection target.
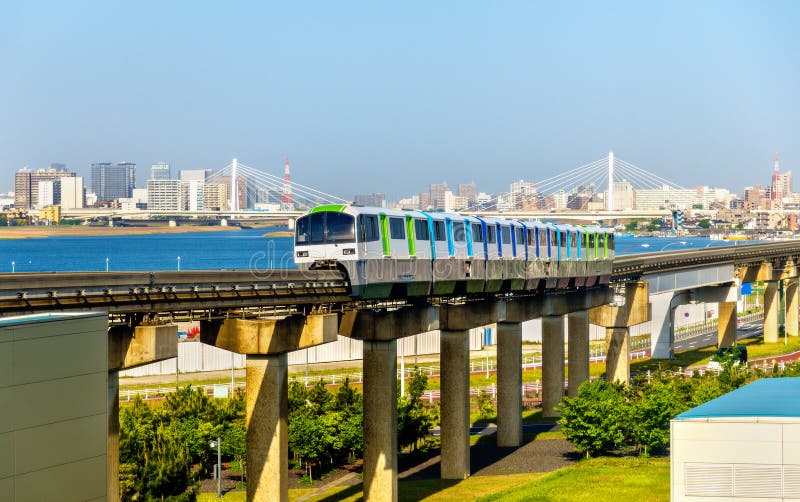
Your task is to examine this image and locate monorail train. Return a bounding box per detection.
[294,204,614,299]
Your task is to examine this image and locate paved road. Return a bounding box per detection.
[675,320,763,353]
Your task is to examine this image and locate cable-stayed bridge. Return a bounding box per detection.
[472,151,686,212]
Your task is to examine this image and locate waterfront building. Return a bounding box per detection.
[37,204,61,224]
[13,167,75,209]
[634,185,696,210]
[150,162,171,180]
[36,180,59,208]
[457,182,477,205]
[60,177,85,209]
[147,179,183,211]
[203,183,229,211]
[184,180,204,211]
[91,162,136,202]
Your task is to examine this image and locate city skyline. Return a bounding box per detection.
[3,2,800,197]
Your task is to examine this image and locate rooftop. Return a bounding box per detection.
[676,377,800,420]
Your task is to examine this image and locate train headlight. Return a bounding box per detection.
[342,248,356,255]
[296,251,309,258]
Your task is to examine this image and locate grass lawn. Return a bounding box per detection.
[299,457,668,501]
[198,488,316,501]
[477,456,670,502]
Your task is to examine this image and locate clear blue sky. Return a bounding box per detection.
[2,1,799,198]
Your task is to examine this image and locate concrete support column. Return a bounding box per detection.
[496,322,522,447]
[764,280,780,343]
[440,330,470,479]
[362,340,398,502]
[786,278,799,337]
[605,327,630,384]
[567,310,589,397]
[246,354,288,502]
[108,371,120,502]
[649,292,674,359]
[541,315,565,418]
[717,301,737,348]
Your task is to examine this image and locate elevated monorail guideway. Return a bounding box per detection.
[612,241,800,279]
[0,269,349,316]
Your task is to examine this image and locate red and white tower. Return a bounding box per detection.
[281,156,294,211]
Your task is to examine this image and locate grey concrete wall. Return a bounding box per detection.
[0,313,108,502]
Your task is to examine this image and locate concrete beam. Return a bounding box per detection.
[737,262,773,283]
[339,306,438,341]
[200,314,338,355]
[589,281,650,328]
[776,260,797,281]
[108,323,178,371]
[502,287,611,323]
[108,372,120,502]
[440,301,504,331]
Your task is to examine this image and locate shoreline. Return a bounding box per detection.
[0,225,243,240]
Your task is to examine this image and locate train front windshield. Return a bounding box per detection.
[295,212,356,245]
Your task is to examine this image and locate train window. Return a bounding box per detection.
[570,232,577,247]
[501,226,511,245]
[433,220,446,241]
[528,229,535,245]
[539,231,546,246]
[516,227,524,245]
[359,215,380,242]
[609,234,615,250]
[587,233,595,248]
[486,225,496,244]
[389,217,405,239]
[295,215,311,244]
[453,221,466,242]
[415,219,430,241]
[472,224,483,243]
[326,212,356,243]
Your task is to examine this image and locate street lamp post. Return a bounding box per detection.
[105,257,109,272]
[210,437,222,498]
[177,256,181,271]
[11,261,14,273]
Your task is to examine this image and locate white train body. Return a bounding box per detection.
[294,205,614,299]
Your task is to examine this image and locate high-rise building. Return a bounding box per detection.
[203,184,229,211]
[353,193,386,207]
[91,162,136,201]
[36,180,60,208]
[60,177,85,209]
[180,169,211,182]
[429,182,449,210]
[457,182,477,205]
[147,179,183,211]
[150,162,171,180]
[13,167,76,209]
[184,180,205,211]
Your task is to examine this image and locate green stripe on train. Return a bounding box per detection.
[309,204,348,214]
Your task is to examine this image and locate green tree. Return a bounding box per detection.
[476,390,495,421]
[307,379,332,414]
[288,413,326,480]
[222,422,247,486]
[397,369,434,452]
[288,380,310,417]
[629,380,680,456]
[697,219,711,229]
[558,380,628,458]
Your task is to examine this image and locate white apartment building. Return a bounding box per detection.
[147,179,183,211]
[60,177,85,209]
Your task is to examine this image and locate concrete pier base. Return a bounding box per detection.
[542,316,565,418]
[108,371,120,502]
[440,330,470,479]
[605,327,630,384]
[362,340,398,502]
[718,301,737,348]
[567,310,589,397]
[786,278,799,337]
[246,354,288,502]
[497,322,522,447]
[764,280,780,343]
[649,291,674,359]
